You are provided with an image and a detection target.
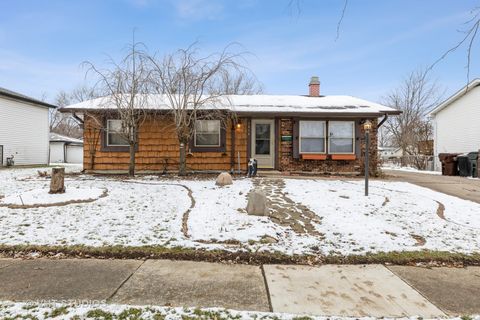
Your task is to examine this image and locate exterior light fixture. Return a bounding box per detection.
[236,122,242,129]
[363,119,373,196]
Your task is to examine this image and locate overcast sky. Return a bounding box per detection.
[0,0,478,103]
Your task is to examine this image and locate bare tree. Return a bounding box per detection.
[382,69,441,169]
[429,6,479,83]
[49,86,99,139]
[83,39,151,176]
[149,44,247,175]
[217,70,263,94]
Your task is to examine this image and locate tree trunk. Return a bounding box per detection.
[179,142,186,176]
[129,143,136,176]
[89,150,95,170]
[50,167,65,194]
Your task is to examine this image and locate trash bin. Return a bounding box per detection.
[438,153,459,176]
[457,154,470,177]
[468,152,478,178]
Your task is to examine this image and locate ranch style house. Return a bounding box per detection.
[61,77,400,174]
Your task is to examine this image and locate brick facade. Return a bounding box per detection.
[278,118,378,175]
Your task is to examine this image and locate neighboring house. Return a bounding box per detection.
[49,133,84,164]
[378,146,403,160]
[0,87,56,166]
[61,77,400,174]
[429,79,480,171]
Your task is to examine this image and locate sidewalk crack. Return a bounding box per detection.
[107,259,146,302]
[260,264,273,312]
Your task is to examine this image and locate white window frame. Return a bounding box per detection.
[194,120,221,147]
[328,121,355,154]
[299,120,327,154]
[106,119,129,147]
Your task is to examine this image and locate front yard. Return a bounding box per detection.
[1,166,479,261]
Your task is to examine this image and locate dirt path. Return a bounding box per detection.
[383,170,480,203]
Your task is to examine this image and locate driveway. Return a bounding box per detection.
[384,169,480,203]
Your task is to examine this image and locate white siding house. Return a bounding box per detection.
[0,87,56,166]
[430,79,480,171]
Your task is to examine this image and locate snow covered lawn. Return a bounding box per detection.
[1,166,479,256]
[3,301,477,320]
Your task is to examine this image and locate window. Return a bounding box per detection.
[299,121,326,153]
[194,120,221,147]
[328,121,355,154]
[106,120,129,146]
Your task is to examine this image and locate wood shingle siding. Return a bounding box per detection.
[83,113,248,173]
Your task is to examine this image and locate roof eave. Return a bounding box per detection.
[0,91,57,109]
[429,78,480,116]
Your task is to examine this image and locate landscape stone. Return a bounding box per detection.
[215,172,233,186]
[246,189,269,216]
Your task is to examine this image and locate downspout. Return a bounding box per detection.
[72,112,84,128]
[377,114,388,128]
[230,120,236,173]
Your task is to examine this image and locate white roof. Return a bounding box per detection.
[50,132,83,144]
[429,78,480,116]
[62,94,399,116]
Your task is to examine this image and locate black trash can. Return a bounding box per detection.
[457,154,470,177]
[468,152,478,178]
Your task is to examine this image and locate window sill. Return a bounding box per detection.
[301,154,327,160]
[331,154,356,160]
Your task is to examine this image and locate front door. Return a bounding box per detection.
[251,119,275,169]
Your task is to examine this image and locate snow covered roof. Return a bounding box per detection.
[429,78,480,116]
[49,133,83,144]
[61,94,400,116]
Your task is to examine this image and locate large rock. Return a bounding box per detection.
[215,172,233,186]
[246,189,269,216]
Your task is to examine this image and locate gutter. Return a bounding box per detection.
[0,92,57,109]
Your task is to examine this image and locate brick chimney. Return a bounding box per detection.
[308,76,320,97]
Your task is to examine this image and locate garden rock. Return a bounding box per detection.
[215,172,233,186]
[246,189,269,216]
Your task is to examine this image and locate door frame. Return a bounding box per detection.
[251,118,276,169]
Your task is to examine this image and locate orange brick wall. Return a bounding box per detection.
[83,114,248,172]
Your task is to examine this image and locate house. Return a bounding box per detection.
[429,79,480,171]
[378,146,403,160]
[49,133,84,164]
[0,87,56,166]
[61,77,400,174]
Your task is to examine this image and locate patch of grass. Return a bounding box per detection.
[1,244,480,266]
[117,308,143,320]
[45,306,69,318]
[85,309,114,320]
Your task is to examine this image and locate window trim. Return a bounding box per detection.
[299,120,327,154]
[106,119,129,147]
[194,119,222,148]
[328,121,355,155]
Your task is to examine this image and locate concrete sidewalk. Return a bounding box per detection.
[0,258,479,317]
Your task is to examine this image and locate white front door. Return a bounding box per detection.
[251,119,275,169]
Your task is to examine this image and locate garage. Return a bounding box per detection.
[49,133,83,164]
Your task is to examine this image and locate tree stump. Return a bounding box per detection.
[49,167,66,194]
